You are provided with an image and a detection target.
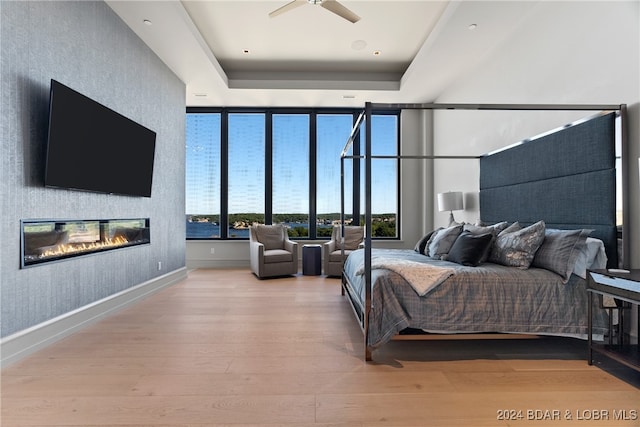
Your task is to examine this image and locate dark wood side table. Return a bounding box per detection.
[587,269,640,372]
[302,244,322,276]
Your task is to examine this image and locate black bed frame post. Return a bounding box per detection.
[364,102,373,361]
[620,104,630,270]
[340,138,346,296]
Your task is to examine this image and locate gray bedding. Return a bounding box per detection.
[343,248,609,349]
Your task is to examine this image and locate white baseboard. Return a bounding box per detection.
[186,259,250,269]
[185,259,304,269]
[0,267,188,368]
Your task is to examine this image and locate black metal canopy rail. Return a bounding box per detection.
[340,101,628,361]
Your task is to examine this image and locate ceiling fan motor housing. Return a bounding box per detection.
[270,0,359,24]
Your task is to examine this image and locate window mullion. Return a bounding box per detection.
[265,112,273,225]
[309,112,317,238]
[220,110,229,238]
[352,112,361,226]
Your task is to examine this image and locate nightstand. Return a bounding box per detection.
[587,269,640,373]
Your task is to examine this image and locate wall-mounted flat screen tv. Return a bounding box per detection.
[45,79,156,197]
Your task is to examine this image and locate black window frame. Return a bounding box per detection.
[185,107,400,240]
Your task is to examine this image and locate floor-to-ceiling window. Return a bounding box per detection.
[369,113,399,237]
[185,108,399,239]
[227,113,265,238]
[185,112,221,238]
[272,113,310,237]
[316,113,356,237]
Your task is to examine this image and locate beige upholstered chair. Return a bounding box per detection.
[249,224,298,278]
[323,225,364,277]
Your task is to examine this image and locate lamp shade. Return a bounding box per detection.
[437,191,463,212]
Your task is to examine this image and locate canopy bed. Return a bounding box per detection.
[340,102,629,361]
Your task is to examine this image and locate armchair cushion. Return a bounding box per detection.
[254,224,285,250]
[333,226,364,250]
[264,249,293,264]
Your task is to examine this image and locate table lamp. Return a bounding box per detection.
[437,191,464,225]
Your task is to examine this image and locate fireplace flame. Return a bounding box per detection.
[39,236,130,259]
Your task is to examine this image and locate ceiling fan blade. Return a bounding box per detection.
[269,0,306,18]
[321,0,360,23]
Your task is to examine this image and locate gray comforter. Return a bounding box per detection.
[343,248,609,349]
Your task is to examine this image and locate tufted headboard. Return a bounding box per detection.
[479,112,618,268]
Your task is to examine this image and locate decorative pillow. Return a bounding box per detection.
[463,222,507,263]
[465,221,509,235]
[532,228,592,283]
[414,229,438,255]
[499,221,522,235]
[573,237,608,279]
[445,231,494,266]
[426,224,463,259]
[489,221,546,269]
[486,222,519,261]
[255,225,285,250]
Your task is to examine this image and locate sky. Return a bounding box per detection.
[185,112,397,216]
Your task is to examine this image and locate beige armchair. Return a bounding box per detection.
[323,225,364,277]
[249,224,298,278]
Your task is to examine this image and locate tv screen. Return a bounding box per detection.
[45,79,156,197]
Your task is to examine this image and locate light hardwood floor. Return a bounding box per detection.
[2,268,639,426]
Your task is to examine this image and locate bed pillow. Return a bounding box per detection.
[426,224,463,259]
[531,228,592,283]
[463,222,507,263]
[498,221,522,235]
[414,229,438,255]
[572,237,608,279]
[445,231,494,266]
[465,221,509,235]
[486,221,521,261]
[489,220,546,269]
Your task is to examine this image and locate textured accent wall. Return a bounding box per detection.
[0,1,186,337]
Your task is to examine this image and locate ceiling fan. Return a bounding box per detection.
[269,0,360,24]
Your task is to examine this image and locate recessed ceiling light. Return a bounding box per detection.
[468,23,478,30]
[351,40,367,51]
[143,19,152,26]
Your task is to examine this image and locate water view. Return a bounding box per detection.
[186,214,396,239]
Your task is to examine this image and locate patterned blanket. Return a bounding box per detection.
[355,256,454,296]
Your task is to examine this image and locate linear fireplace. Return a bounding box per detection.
[21,218,150,268]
